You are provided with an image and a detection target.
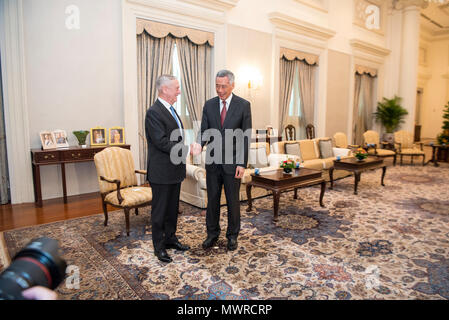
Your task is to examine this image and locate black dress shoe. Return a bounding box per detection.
[227,239,237,251]
[154,249,172,263]
[165,241,190,251]
[202,237,218,249]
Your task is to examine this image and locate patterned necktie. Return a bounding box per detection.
[220,100,227,127]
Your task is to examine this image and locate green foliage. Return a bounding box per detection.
[437,101,449,145]
[73,130,90,145]
[373,96,408,133]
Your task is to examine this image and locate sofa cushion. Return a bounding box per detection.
[248,144,269,168]
[299,140,318,161]
[319,139,334,159]
[302,159,325,170]
[284,142,301,158]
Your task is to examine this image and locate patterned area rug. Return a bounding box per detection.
[1,163,449,300]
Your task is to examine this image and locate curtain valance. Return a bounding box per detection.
[136,18,214,46]
[355,65,377,77]
[280,47,319,66]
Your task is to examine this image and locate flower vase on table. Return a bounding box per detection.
[280,159,295,174]
[354,148,368,161]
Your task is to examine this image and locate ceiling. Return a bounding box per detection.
[421,1,449,36]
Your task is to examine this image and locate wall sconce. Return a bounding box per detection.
[239,66,263,90]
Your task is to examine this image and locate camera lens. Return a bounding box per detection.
[0,237,67,299]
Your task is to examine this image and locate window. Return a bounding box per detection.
[287,65,305,139]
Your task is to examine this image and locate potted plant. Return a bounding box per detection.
[73,130,90,148]
[374,95,408,143]
[437,101,449,146]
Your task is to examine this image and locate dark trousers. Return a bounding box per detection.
[149,182,181,252]
[206,166,241,241]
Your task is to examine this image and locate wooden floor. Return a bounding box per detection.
[0,192,116,232]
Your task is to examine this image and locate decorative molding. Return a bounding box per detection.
[0,0,34,204]
[268,12,336,41]
[392,0,428,10]
[350,39,391,57]
[293,0,329,13]
[178,0,239,11]
[126,0,225,24]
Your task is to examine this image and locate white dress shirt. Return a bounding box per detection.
[219,93,233,114]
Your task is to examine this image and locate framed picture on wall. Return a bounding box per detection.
[90,127,107,146]
[40,131,57,150]
[53,129,69,148]
[109,127,125,145]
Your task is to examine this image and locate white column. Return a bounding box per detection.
[384,7,403,98]
[0,0,34,204]
[398,2,425,132]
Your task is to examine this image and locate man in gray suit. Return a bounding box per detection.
[191,70,252,251]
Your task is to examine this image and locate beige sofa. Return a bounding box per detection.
[270,138,352,181]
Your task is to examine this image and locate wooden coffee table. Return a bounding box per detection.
[246,168,325,222]
[329,157,386,195]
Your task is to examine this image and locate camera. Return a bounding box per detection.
[0,237,67,300]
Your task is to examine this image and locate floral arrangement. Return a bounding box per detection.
[354,148,368,161]
[280,159,296,173]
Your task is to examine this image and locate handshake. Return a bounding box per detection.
[189,142,202,156]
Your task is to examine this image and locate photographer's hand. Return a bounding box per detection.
[22,286,58,300]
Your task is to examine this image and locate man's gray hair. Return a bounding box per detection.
[216,70,235,85]
[156,75,177,92]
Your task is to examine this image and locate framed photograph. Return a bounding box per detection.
[90,127,107,146]
[53,129,69,148]
[40,131,57,150]
[109,127,125,145]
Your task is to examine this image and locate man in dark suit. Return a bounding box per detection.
[145,75,190,263]
[191,70,252,251]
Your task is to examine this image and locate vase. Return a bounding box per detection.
[283,168,292,174]
[356,157,365,162]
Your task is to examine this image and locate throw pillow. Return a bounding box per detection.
[319,139,334,159]
[284,142,301,159]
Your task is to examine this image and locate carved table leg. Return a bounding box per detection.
[273,190,281,222]
[354,172,361,195]
[381,166,386,186]
[294,188,298,200]
[320,181,326,207]
[329,167,334,190]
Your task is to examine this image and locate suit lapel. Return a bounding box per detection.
[211,97,222,130]
[156,100,184,130]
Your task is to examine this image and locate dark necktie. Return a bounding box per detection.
[220,100,227,127]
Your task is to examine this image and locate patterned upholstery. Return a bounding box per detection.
[94,147,138,193]
[94,147,152,235]
[105,187,153,207]
[394,130,425,165]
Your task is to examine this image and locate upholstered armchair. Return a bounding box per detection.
[363,130,397,166]
[333,132,359,150]
[94,147,152,236]
[394,130,425,166]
